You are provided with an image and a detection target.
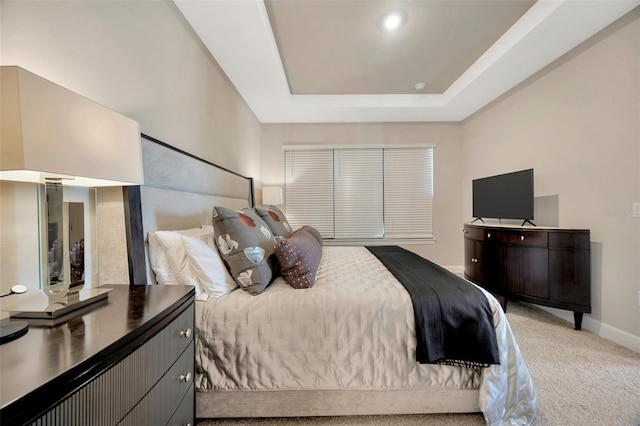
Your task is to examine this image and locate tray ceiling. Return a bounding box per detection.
[174,0,639,123]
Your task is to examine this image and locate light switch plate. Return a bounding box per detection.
[633,202,640,218]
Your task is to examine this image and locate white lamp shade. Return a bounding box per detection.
[0,66,143,187]
[262,186,284,205]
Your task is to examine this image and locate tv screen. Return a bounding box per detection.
[472,169,534,221]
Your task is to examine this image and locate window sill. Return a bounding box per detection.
[323,238,436,246]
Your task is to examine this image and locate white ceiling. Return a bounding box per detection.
[174,0,639,124]
[265,0,536,95]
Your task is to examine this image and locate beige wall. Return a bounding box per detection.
[0,0,262,291]
[0,0,261,177]
[462,10,640,346]
[261,122,465,267]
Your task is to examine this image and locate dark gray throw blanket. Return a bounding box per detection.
[366,246,500,368]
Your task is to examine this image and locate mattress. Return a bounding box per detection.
[195,246,536,425]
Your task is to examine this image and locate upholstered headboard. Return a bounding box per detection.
[125,134,254,284]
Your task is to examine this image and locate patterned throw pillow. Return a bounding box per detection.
[274,228,322,289]
[212,206,278,295]
[254,205,293,240]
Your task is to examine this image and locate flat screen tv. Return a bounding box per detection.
[472,169,534,226]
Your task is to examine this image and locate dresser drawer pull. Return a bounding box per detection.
[179,328,192,338]
[521,235,525,241]
[487,233,491,238]
[179,372,192,383]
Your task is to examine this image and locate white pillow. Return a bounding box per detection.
[182,236,238,298]
[147,232,177,285]
[181,226,215,248]
[147,227,215,301]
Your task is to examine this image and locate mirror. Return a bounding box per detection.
[42,182,85,298]
[45,182,65,292]
[67,202,85,291]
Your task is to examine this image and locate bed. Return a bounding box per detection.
[126,135,537,425]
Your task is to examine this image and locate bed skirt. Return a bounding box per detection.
[196,388,480,418]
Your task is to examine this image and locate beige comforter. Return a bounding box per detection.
[195,246,536,425]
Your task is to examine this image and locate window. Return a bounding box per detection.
[284,150,334,237]
[383,148,433,239]
[284,145,434,241]
[334,149,384,239]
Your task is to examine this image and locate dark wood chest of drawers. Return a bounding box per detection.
[464,223,591,329]
[0,285,195,425]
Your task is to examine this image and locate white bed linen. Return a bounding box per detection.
[195,246,536,425]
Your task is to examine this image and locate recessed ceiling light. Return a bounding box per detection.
[380,10,406,32]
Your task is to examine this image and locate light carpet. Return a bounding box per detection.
[197,301,640,426]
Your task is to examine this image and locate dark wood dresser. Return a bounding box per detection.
[463,223,591,330]
[0,284,195,425]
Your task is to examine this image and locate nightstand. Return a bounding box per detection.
[0,284,195,425]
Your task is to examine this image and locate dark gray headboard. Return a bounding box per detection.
[125,134,254,284]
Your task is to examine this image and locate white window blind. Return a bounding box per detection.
[383,148,434,239]
[284,150,334,238]
[284,146,434,241]
[334,149,384,239]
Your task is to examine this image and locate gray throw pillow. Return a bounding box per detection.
[212,206,278,295]
[254,205,293,240]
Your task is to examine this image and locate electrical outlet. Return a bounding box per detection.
[633,202,640,218]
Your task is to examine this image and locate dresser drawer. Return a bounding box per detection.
[498,230,548,247]
[549,231,590,249]
[162,303,195,364]
[119,341,194,426]
[135,302,194,404]
[464,226,489,241]
[168,383,195,426]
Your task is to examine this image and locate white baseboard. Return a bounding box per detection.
[537,306,640,353]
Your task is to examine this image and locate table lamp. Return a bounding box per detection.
[262,186,284,206]
[0,66,143,322]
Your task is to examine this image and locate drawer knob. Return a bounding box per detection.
[521,235,525,241]
[487,233,491,238]
[179,328,192,338]
[179,372,192,383]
